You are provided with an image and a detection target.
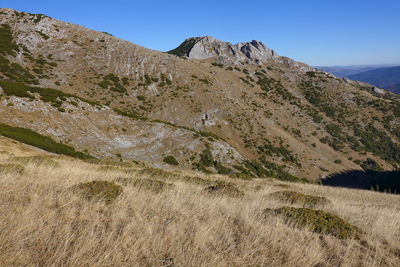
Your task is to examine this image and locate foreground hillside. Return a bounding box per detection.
[2,8,400,181]
[0,137,399,266]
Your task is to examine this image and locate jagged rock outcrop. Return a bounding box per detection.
[168,36,313,72]
[168,36,276,65]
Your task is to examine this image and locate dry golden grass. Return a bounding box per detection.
[0,141,399,266]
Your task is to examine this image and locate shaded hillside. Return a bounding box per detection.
[322,170,400,194]
[316,65,384,78]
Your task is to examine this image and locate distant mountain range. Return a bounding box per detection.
[347,66,400,94]
[316,65,387,78]
[317,65,400,94]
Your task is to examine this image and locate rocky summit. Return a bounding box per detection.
[168,36,276,65]
[1,8,400,181]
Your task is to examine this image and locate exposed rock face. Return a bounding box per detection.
[168,36,314,72]
[372,87,385,95]
[168,36,277,65]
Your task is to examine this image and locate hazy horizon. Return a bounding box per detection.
[2,0,400,66]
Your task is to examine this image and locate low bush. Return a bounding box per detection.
[72,180,122,204]
[163,156,179,166]
[0,123,93,159]
[265,206,361,239]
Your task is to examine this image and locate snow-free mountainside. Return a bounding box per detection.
[2,8,400,182]
[0,8,400,266]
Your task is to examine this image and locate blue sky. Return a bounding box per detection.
[1,0,400,66]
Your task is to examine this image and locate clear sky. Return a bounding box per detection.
[1,0,400,66]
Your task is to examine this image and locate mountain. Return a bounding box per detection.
[167,36,277,64]
[316,65,386,78]
[347,66,400,94]
[168,36,312,71]
[386,82,400,94]
[2,8,400,181]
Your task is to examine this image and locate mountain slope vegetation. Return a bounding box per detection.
[1,8,400,181]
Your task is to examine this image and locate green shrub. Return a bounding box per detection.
[0,123,93,159]
[0,24,19,56]
[265,206,361,239]
[361,158,382,171]
[211,62,224,68]
[98,73,127,93]
[353,123,400,163]
[269,191,331,208]
[35,30,49,40]
[137,95,145,101]
[72,180,122,204]
[163,156,179,166]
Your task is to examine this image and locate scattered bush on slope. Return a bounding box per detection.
[72,180,122,204]
[265,206,361,239]
[0,123,93,159]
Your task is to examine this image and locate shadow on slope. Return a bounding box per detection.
[322,170,400,194]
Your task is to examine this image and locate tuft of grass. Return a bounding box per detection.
[265,206,361,239]
[0,163,24,174]
[269,191,331,208]
[205,181,244,198]
[72,180,122,204]
[10,156,59,167]
[117,178,174,193]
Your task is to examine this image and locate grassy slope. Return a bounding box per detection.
[0,137,399,266]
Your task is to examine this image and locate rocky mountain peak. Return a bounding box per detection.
[167,36,277,65]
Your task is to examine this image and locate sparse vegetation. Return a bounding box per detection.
[98,73,127,93]
[0,80,100,107]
